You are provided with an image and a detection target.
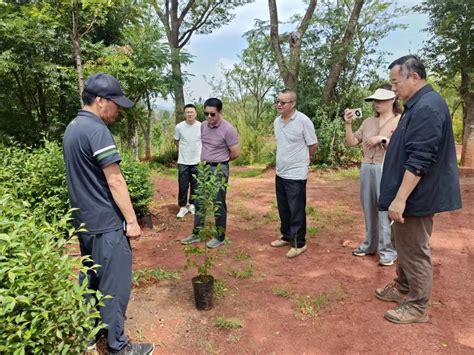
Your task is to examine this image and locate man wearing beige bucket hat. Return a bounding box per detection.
[344,84,401,266]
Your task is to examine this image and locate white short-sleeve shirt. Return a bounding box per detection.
[174,120,202,165]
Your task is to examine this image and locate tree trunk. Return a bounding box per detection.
[171,49,185,124]
[268,0,317,92]
[460,75,474,167]
[323,0,364,105]
[143,93,153,160]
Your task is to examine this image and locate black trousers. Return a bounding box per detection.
[193,163,229,241]
[79,228,132,352]
[276,176,307,248]
[178,164,198,207]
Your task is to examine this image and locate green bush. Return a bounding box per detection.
[0,190,104,353]
[0,141,153,222]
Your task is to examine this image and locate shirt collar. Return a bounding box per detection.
[404,84,433,110]
[279,110,298,122]
[77,110,106,126]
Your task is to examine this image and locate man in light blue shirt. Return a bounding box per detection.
[271,89,318,258]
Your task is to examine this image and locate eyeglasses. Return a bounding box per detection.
[275,100,294,106]
[204,111,217,117]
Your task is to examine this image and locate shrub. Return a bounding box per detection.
[0,190,104,353]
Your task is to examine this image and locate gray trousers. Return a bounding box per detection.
[392,215,434,311]
[79,228,132,352]
[359,163,397,260]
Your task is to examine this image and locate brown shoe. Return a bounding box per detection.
[384,302,429,324]
[270,238,290,247]
[286,245,307,258]
[375,283,406,303]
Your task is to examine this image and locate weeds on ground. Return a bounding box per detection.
[263,210,279,223]
[232,167,265,178]
[234,249,252,261]
[214,316,243,330]
[150,164,177,178]
[296,293,331,319]
[307,204,356,233]
[132,268,179,287]
[214,278,228,299]
[229,262,253,279]
[307,226,319,237]
[272,287,294,298]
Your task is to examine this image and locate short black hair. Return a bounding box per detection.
[82,90,96,106]
[184,103,196,110]
[203,98,222,111]
[388,55,426,79]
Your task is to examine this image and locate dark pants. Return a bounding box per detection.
[178,164,198,207]
[276,175,307,248]
[79,228,132,352]
[391,215,434,312]
[193,163,229,241]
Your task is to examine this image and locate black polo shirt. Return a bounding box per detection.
[379,85,462,216]
[63,110,124,233]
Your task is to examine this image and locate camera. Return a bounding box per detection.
[350,108,363,119]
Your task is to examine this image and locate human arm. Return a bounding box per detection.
[388,170,421,223]
[229,144,240,161]
[344,109,360,146]
[103,163,141,238]
[309,143,318,157]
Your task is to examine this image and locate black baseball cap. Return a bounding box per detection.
[84,73,134,108]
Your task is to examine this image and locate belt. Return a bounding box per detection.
[206,161,229,167]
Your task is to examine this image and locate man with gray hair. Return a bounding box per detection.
[375,55,461,324]
[270,89,318,258]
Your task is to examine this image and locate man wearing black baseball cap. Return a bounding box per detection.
[63,73,154,354]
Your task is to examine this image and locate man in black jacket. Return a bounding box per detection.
[375,55,462,324]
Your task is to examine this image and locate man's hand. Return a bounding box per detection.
[388,197,406,224]
[126,220,142,239]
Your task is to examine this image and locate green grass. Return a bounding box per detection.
[214,316,243,330]
[307,205,356,231]
[263,210,279,223]
[232,168,265,178]
[296,293,330,318]
[307,226,319,237]
[228,262,253,279]
[234,249,252,261]
[272,287,294,298]
[214,278,228,299]
[132,268,179,287]
[150,163,177,178]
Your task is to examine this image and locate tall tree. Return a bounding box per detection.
[268,0,317,91]
[152,0,253,123]
[417,0,473,167]
[322,0,365,105]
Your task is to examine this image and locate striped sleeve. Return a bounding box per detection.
[90,128,121,168]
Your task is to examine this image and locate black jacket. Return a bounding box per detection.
[379,85,462,216]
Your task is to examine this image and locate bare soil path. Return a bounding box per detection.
[126,167,474,354]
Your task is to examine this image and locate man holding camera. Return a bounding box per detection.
[376,55,461,324]
[270,89,318,258]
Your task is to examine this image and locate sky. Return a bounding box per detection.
[157,0,429,109]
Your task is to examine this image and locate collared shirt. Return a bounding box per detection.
[274,110,318,180]
[200,118,239,163]
[379,85,462,216]
[174,120,201,165]
[63,110,124,233]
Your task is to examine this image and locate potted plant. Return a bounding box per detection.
[183,162,228,310]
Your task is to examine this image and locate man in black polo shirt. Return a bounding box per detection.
[63,73,154,354]
[375,56,462,324]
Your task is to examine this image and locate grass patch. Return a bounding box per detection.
[234,249,252,261]
[229,262,253,279]
[272,287,294,298]
[307,205,356,232]
[307,226,319,237]
[263,210,279,223]
[132,268,179,287]
[214,278,228,299]
[296,293,330,318]
[232,168,265,178]
[241,209,256,222]
[214,316,243,330]
[150,163,177,178]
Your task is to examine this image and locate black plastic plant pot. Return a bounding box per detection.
[192,275,214,311]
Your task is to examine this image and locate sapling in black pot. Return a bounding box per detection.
[183,162,228,310]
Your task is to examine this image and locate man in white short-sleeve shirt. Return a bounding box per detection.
[174,104,202,218]
[270,89,318,259]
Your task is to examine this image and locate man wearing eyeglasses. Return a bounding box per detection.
[270,89,318,258]
[180,97,240,249]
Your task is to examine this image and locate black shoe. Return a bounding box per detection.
[109,343,154,355]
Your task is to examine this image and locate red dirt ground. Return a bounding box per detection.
[124,167,473,354]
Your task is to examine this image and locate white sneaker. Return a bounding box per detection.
[176,206,188,218]
[188,204,196,215]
